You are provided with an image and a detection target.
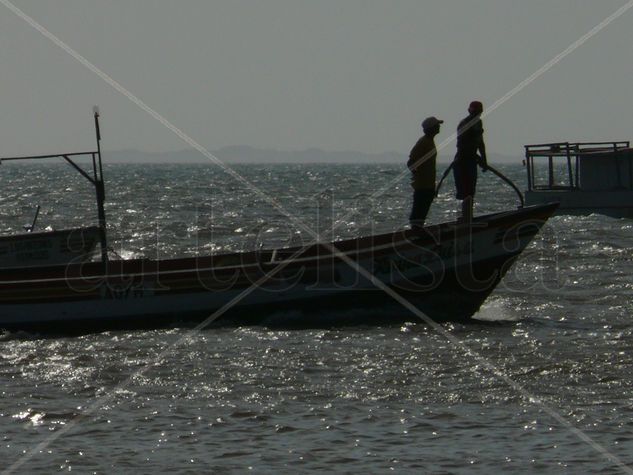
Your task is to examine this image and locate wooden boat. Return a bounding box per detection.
[524,141,633,218]
[0,110,558,333]
[0,203,557,333]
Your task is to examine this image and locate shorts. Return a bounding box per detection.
[453,156,478,200]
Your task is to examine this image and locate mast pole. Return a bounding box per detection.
[93,106,109,264]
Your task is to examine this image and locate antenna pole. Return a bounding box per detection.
[93,106,109,264]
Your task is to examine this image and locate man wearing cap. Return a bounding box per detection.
[407,116,443,228]
[453,100,488,221]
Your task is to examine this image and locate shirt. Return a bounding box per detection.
[408,135,436,191]
[456,114,484,159]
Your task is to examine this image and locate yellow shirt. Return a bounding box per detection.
[407,135,436,191]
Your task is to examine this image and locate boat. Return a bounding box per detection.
[0,111,558,333]
[523,141,633,217]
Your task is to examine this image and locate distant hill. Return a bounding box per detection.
[102,147,519,164]
[104,147,402,164]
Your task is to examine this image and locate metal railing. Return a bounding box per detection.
[0,110,109,263]
[524,141,631,191]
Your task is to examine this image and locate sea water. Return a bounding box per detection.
[1,163,632,473]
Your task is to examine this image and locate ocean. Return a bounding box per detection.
[1,163,632,473]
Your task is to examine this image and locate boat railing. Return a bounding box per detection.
[523,141,631,191]
[0,110,109,264]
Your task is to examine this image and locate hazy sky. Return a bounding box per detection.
[0,1,631,159]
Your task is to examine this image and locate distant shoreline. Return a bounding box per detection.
[108,147,520,165]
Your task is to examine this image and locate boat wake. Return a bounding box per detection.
[471,298,523,323]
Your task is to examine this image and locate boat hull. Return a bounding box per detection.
[0,204,558,333]
[526,190,633,218]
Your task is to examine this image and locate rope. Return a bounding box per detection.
[434,162,524,208]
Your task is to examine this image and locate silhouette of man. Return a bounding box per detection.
[408,116,443,228]
[453,100,488,221]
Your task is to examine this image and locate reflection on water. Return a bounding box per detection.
[1,163,632,472]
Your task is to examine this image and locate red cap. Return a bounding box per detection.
[469,101,483,113]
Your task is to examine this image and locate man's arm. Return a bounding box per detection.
[478,139,488,170]
[477,123,488,170]
[408,139,429,171]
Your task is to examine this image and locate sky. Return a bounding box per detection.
[0,1,632,160]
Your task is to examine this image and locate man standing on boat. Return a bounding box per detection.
[408,116,443,228]
[453,100,488,221]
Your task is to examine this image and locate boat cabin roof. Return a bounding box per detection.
[525,141,630,158]
[524,141,633,192]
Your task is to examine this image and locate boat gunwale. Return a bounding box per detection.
[0,203,558,286]
[0,226,100,243]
